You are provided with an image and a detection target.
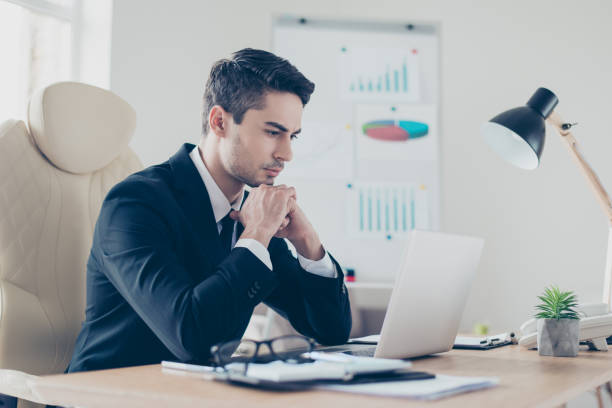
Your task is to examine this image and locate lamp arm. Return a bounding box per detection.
[547,111,612,308]
[547,111,612,223]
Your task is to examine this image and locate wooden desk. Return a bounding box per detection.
[30,345,612,408]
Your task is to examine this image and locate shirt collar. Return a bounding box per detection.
[189,145,244,224]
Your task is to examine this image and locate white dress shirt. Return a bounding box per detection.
[189,146,337,278]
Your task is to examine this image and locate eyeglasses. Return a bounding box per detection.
[210,335,315,375]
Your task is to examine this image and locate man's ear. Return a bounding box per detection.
[208,105,229,137]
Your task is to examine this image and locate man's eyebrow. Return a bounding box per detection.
[265,121,301,134]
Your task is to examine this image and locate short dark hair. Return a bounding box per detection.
[202,48,315,135]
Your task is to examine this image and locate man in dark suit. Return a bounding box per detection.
[66,48,352,372]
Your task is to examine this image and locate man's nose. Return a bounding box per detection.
[274,135,293,163]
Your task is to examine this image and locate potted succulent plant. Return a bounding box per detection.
[535,286,580,357]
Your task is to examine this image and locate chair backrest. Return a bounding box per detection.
[0,82,142,375]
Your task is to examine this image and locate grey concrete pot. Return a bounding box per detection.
[537,318,580,357]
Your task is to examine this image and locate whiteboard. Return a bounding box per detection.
[273,17,440,283]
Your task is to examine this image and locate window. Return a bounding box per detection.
[0,0,112,122]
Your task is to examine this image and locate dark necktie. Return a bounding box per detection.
[219,212,235,258]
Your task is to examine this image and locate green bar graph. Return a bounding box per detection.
[356,184,427,234]
[359,191,364,231]
[376,189,381,231]
[349,60,412,95]
[367,190,372,231]
[393,70,399,92]
[402,60,408,92]
[385,190,389,231]
[402,189,407,231]
[393,190,398,231]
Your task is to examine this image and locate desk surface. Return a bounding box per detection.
[30,345,612,408]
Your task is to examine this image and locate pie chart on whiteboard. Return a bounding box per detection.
[361,120,429,142]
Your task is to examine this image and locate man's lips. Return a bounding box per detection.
[264,168,282,177]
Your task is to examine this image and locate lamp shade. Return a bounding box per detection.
[481,87,558,170]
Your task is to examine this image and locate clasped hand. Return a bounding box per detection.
[229,185,324,260]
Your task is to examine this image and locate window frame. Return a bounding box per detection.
[4,0,82,81]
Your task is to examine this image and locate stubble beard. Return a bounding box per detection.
[225,131,284,187]
[225,132,265,187]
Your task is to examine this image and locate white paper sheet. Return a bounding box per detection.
[318,374,499,400]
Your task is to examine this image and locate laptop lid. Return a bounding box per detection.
[374,230,484,359]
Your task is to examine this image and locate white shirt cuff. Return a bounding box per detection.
[234,238,272,270]
[297,251,337,278]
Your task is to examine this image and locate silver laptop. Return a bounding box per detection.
[341,230,484,359]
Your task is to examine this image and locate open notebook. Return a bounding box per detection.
[224,352,412,382]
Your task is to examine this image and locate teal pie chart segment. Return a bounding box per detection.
[362,120,429,142]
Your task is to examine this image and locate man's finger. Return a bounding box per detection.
[287,186,297,200]
[229,210,240,220]
[286,197,297,213]
[279,216,290,230]
[273,185,296,199]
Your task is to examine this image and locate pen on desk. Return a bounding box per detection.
[302,351,354,363]
[487,332,516,344]
[161,360,218,373]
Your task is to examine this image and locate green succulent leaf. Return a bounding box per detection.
[534,285,580,320]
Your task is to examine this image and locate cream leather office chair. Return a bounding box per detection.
[0,82,142,407]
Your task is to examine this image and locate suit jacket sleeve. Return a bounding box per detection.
[96,184,280,363]
[264,237,352,345]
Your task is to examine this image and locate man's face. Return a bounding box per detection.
[221,91,302,187]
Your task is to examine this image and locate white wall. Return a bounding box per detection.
[110,0,612,333]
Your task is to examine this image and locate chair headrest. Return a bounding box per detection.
[27,82,136,174]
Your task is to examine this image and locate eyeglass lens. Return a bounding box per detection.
[212,336,313,366]
[269,336,312,359]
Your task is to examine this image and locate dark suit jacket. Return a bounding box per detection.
[66,143,352,372]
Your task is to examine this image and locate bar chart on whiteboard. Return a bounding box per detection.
[339,46,420,103]
[348,182,430,238]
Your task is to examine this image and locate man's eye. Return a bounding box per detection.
[290,134,299,140]
[265,130,280,136]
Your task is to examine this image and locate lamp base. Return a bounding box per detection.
[577,302,612,351]
[586,337,608,351]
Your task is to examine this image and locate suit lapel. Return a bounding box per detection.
[168,143,224,267]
